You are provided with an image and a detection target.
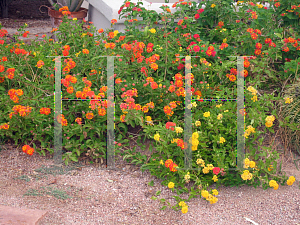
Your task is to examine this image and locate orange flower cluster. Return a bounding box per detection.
[0,29,8,37]
[6,68,15,80]
[0,123,9,130]
[86,112,94,119]
[165,159,178,172]
[264,37,276,48]
[62,45,70,56]
[283,37,300,51]
[36,60,44,68]
[166,122,176,131]
[206,46,216,57]
[40,107,51,115]
[176,139,185,150]
[219,42,228,50]
[246,28,261,40]
[62,74,77,89]
[104,42,116,49]
[22,145,34,155]
[63,58,76,73]
[75,117,82,125]
[22,31,30,38]
[10,105,32,118]
[82,49,89,54]
[13,47,28,55]
[111,19,117,24]
[57,114,68,126]
[8,88,23,103]
[254,42,262,55]
[59,6,71,16]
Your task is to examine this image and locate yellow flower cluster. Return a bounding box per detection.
[216,104,222,108]
[149,28,156,33]
[154,133,160,141]
[244,158,256,169]
[268,165,273,171]
[211,4,216,8]
[192,102,197,108]
[191,132,199,151]
[179,201,188,214]
[175,127,183,134]
[146,116,154,125]
[219,137,226,144]
[201,189,218,204]
[184,172,190,183]
[284,97,293,104]
[168,182,175,189]
[195,121,201,126]
[196,158,205,167]
[265,115,275,127]
[203,111,210,117]
[269,180,279,190]
[217,114,223,120]
[287,176,296,186]
[247,86,258,102]
[160,159,164,165]
[212,175,218,182]
[243,125,256,138]
[241,170,253,180]
[202,164,214,174]
[171,138,179,143]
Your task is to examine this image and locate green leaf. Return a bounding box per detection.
[156,190,161,196]
[148,180,154,186]
[274,33,282,39]
[160,206,167,210]
[151,196,157,200]
[159,198,166,203]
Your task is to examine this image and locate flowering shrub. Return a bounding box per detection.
[0,0,299,213]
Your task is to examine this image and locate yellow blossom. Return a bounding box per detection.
[269,180,278,187]
[224,110,229,112]
[150,28,156,33]
[216,104,222,108]
[219,137,226,144]
[268,165,273,171]
[212,175,218,182]
[217,114,223,120]
[179,201,187,207]
[265,121,273,127]
[207,164,214,170]
[285,97,293,104]
[168,182,175,189]
[211,4,216,8]
[195,121,201,126]
[202,167,210,174]
[287,176,296,186]
[154,133,160,141]
[251,95,258,102]
[249,161,256,168]
[181,206,188,214]
[175,127,183,134]
[192,132,199,139]
[192,102,197,108]
[160,160,164,165]
[73,18,77,21]
[196,158,204,165]
[212,189,219,195]
[203,111,210,117]
[201,190,209,198]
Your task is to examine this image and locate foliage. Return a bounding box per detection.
[0,0,299,214]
